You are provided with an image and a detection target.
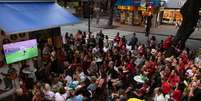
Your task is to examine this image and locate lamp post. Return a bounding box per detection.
[145,0,152,37]
[145,1,149,37]
[88,0,91,33]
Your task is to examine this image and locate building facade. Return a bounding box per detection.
[160,0,186,24]
[115,0,160,26]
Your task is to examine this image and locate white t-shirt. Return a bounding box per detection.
[154,94,165,101]
[195,56,201,68]
[55,92,68,101]
[44,90,55,101]
[92,47,99,54]
[65,75,73,84]
[103,47,109,52]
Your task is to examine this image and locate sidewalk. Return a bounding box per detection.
[91,18,201,40]
[116,23,201,40]
[61,19,201,49]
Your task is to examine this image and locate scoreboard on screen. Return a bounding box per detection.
[0,0,55,2]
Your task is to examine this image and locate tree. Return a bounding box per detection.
[173,0,201,49]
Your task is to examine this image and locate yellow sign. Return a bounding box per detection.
[138,7,146,11]
[118,6,135,11]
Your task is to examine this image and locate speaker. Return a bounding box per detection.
[19,33,26,38]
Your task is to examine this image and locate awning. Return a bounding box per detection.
[0,2,80,34]
[123,0,134,6]
[115,0,134,6]
[115,0,123,6]
[115,0,160,7]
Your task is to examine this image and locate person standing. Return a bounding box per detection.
[129,33,138,50]
[145,15,153,37]
[2,64,17,90]
[99,30,104,51]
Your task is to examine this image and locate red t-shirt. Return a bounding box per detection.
[161,82,171,94]
[127,63,135,75]
[172,89,182,101]
[145,61,156,75]
[168,74,180,87]
[178,62,185,72]
[162,37,172,49]
[180,53,188,64]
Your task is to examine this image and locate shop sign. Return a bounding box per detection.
[127,6,136,11]
[138,6,146,11]
[118,6,127,10]
[165,0,186,8]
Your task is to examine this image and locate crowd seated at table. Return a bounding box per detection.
[15,30,201,101]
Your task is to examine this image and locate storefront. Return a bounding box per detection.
[160,0,186,24]
[116,6,138,25]
[115,0,160,26]
[0,0,79,68]
[161,9,182,24]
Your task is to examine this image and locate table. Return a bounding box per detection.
[133,75,148,83]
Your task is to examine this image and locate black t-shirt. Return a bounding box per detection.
[112,54,121,66]
[108,68,119,79]
[191,88,201,101]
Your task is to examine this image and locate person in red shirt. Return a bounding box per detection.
[127,60,136,75]
[134,83,150,98]
[177,58,186,73]
[162,35,173,49]
[168,70,180,88]
[114,32,120,44]
[172,88,182,101]
[179,50,189,64]
[138,44,145,55]
[118,38,124,49]
[161,81,171,94]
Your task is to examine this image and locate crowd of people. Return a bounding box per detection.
[15,30,201,101]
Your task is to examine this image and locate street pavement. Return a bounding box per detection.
[0,18,200,100]
[61,18,201,49]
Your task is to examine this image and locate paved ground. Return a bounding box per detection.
[1,18,200,100]
[61,18,201,49]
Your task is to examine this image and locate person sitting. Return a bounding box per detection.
[43,83,55,101]
[153,87,165,101]
[133,82,150,99]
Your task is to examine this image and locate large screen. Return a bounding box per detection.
[3,39,38,64]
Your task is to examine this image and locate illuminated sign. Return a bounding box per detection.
[165,0,186,8]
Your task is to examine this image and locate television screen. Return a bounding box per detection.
[3,39,38,64]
